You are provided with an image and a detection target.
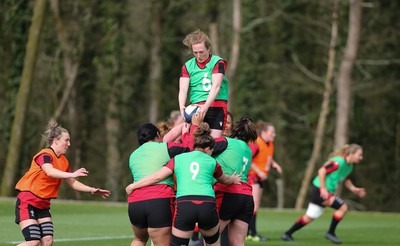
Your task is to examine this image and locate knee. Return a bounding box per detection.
[305,203,325,220]
[340,203,349,213]
[40,236,53,246]
[19,240,41,246]
[302,215,314,223]
[171,234,190,246]
[203,230,220,244]
[133,236,148,243]
[39,221,54,246]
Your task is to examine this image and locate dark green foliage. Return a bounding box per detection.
[0,0,398,211]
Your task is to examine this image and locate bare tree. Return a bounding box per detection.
[105,77,122,201]
[334,0,363,148]
[49,0,86,199]
[148,1,163,123]
[208,1,220,55]
[50,0,83,121]
[295,0,340,210]
[226,0,241,112]
[1,0,47,196]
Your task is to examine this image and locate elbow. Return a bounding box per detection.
[43,170,55,178]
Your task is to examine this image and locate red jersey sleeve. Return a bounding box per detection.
[324,161,339,174]
[164,158,175,172]
[166,142,190,158]
[181,65,189,78]
[212,137,228,156]
[181,125,198,150]
[212,60,227,74]
[213,162,223,178]
[249,142,259,157]
[34,153,53,168]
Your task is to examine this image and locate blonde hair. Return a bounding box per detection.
[183,29,212,53]
[328,144,362,158]
[42,119,68,146]
[256,120,274,135]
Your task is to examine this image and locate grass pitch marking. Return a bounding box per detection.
[7,235,133,244]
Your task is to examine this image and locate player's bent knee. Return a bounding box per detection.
[331,196,346,210]
[171,234,190,246]
[22,224,41,242]
[40,236,53,246]
[40,221,54,238]
[203,230,220,244]
[305,203,325,219]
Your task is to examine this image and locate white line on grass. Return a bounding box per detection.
[7,235,133,244]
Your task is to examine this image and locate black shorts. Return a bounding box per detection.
[15,198,51,224]
[128,198,174,228]
[204,107,226,130]
[173,195,219,231]
[310,186,326,206]
[310,186,345,209]
[216,192,254,224]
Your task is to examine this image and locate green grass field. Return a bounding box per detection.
[1,197,399,246]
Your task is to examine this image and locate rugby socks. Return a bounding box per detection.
[285,216,308,235]
[328,214,342,235]
[248,213,257,236]
[192,224,200,241]
[191,233,200,241]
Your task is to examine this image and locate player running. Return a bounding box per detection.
[14,120,110,246]
[281,144,366,244]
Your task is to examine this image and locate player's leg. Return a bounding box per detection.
[203,107,225,138]
[37,217,54,246]
[171,227,192,246]
[17,219,41,246]
[172,200,198,246]
[282,186,326,242]
[128,201,150,246]
[198,200,220,246]
[199,224,220,246]
[148,227,171,246]
[131,225,149,246]
[324,196,348,244]
[248,182,266,241]
[227,194,254,246]
[228,220,249,246]
[15,198,43,246]
[146,198,174,246]
[220,226,229,246]
[282,203,323,241]
[215,191,230,246]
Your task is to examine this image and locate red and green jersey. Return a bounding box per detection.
[184,55,229,104]
[128,141,190,203]
[313,156,353,193]
[213,137,253,195]
[130,142,174,187]
[166,150,223,198]
[215,137,252,182]
[129,141,190,186]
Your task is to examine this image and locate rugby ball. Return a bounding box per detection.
[184,105,200,123]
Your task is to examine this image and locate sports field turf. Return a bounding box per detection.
[1,198,399,245]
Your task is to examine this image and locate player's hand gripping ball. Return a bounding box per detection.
[184,105,200,123]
